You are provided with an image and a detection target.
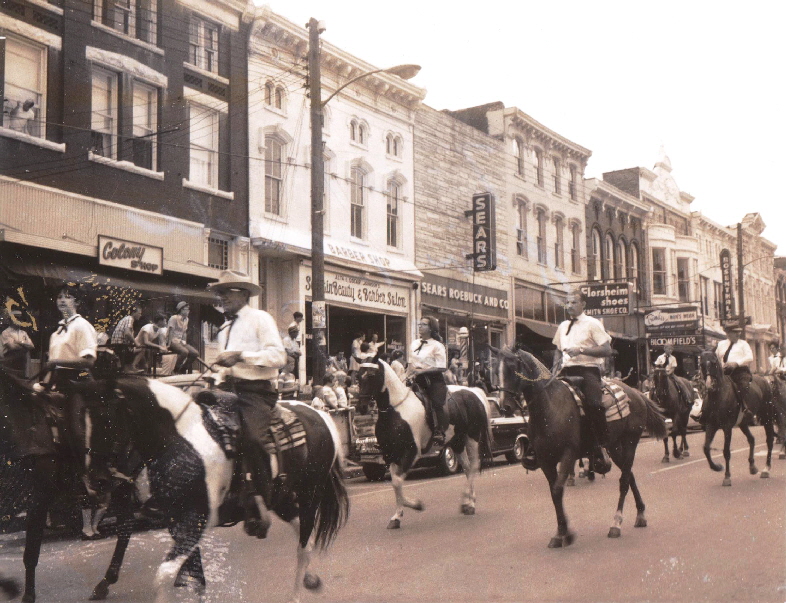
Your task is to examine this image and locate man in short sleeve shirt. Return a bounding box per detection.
[716,324,754,411]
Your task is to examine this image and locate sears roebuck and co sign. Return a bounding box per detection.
[98,235,163,275]
[421,275,509,319]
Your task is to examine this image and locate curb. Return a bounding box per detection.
[342,460,365,480]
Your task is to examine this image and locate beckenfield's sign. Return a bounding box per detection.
[302,266,409,313]
[420,275,509,319]
[98,235,163,275]
[579,282,631,317]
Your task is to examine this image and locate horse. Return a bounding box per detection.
[497,348,668,547]
[81,377,349,603]
[356,360,492,529]
[698,351,779,486]
[651,368,694,462]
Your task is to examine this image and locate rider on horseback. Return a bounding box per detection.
[654,344,692,409]
[716,324,754,420]
[407,316,449,446]
[208,271,287,539]
[523,290,613,474]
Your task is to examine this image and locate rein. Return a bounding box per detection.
[172,396,195,425]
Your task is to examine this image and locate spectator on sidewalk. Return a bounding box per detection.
[167,302,198,373]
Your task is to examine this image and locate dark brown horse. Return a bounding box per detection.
[698,351,780,485]
[498,348,667,547]
[651,368,694,462]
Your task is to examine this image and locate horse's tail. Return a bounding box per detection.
[641,390,669,441]
[312,458,349,551]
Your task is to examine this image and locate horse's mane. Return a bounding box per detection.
[379,359,409,406]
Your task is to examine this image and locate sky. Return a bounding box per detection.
[261,0,786,253]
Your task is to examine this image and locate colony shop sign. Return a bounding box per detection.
[303,267,409,313]
[644,305,703,347]
[579,282,631,317]
[420,275,509,319]
[98,235,163,275]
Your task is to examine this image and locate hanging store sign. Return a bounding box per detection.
[579,282,631,317]
[98,235,163,275]
[302,266,409,313]
[644,305,700,337]
[420,275,509,319]
[648,335,705,347]
[465,192,496,272]
[719,248,735,323]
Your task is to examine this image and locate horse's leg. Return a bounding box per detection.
[458,438,479,515]
[387,450,422,529]
[288,501,322,603]
[721,426,734,486]
[626,471,648,528]
[761,422,775,478]
[566,459,575,487]
[542,450,576,548]
[608,443,635,538]
[661,435,670,463]
[738,423,758,476]
[90,485,136,601]
[155,509,207,603]
[703,425,723,472]
[22,456,57,603]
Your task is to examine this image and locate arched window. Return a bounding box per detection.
[536,208,547,264]
[535,148,544,186]
[386,133,394,155]
[386,180,401,248]
[350,166,366,239]
[570,223,581,274]
[349,119,358,142]
[516,197,528,258]
[569,164,579,201]
[604,233,615,280]
[617,239,628,280]
[552,156,561,194]
[554,216,564,270]
[274,86,283,109]
[264,137,283,215]
[358,123,367,145]
[590,228,602,281]
[513,138,524,177]
[264,82,273,105]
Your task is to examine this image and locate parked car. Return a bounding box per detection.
[356,397,529,481]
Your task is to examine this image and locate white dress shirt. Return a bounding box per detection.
[654,353,678,374]
[716,338,754,368]
[552,313,611,368]
[408,337,447,372]
[49,315,97,362]
[216,304,286,382]
[767,354,781,375]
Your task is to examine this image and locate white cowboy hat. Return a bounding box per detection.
[207,270,262,296]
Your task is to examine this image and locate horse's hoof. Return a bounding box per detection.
[566,477,575,487]
[578,470,586,478]
[548,537,563,548]
[387,519,401,529]
[563,530,575,547]
[22,591,36,603]
[608,527,622,538]
[89,580,110,600]
[634,517,647,528]
[779,453,785,460]
[586,472,595,482]
[0,579,20,600]
[460,504,475,515]
[722,477,732,486]
[661,456,669,463]
[710,463,723,472]
[412,501,425,512]
[760,470,770,479]
[682,451,690,458]
[750,465,759,476]
[303,573,322,591]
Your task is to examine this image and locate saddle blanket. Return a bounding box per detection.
[562,378,631,422]
[263,406,307,458]
[199,392,241,459]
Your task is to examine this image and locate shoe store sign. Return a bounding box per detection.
[579,282,631,316]
[98,235,163,275]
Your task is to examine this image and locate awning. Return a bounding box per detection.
[607,330,638,342]
[517,318,558,340]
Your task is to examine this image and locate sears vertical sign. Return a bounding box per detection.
[720,248,735,322]
[465,192,496,272]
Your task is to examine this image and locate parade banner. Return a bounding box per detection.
[579,282,631,317]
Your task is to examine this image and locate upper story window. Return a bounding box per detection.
[617,239,627,280]
[188,16,219,74]
[535,148,544,187]
[386,133,403,158]
[2,35,47,139]
[264,81,286,111]
[350,166,367,239]
[131,80,158,170]
[91,67,119,159]
[554,216,564,270]
[264,137,284,215]
[207,235,229,270]
[604,233,615,280]
[652,247,667,295]
[386,180,401,248]
[350,119,368,146]
[590,228,602,281]
[629,242,639,283]
[570,223,581,274]
[94,0,158,44]
[677,257,690,302]
[552,157,561,195]
[536,207,547,264]
[188,101,219,188]
[513,138,524,177]
[713,281,723,318]
[569,164,578,201]
[516,198,528,258]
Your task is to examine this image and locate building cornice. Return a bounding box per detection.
[504,107,591,164]
[251,6,426,108]
[584,178,651,215]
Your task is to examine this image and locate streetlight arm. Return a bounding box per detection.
[321,64,420,107]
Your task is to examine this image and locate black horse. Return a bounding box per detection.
[498,348,668,547]
[698,351,780,485]
[651,367,694,462]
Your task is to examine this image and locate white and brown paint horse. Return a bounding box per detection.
[83,377,348,603]
[356,360,492,528]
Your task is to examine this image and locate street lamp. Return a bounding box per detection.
[307,18,420,385]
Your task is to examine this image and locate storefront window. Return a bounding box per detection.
[515,283,545,322]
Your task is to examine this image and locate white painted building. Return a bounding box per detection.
[247,7,426,383]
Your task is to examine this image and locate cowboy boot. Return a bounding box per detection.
[588,407,612,475]
[431,404,449,446]
[521,423,539,471]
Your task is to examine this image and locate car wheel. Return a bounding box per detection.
[439,446,460,475]
[505,435,528,464]
[362,463,387,482]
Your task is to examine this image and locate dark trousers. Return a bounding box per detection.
[561,365,608,446]
[414,371,449,431]
[726,366,752,407]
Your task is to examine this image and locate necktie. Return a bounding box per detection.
[723,341,735,363]
[565,318,576,335]
[55,318,70,335]
[220,313,238,348]
[415,339,428,353]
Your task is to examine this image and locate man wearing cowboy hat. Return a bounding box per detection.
[209,270,287,539]
[716,322,754,414]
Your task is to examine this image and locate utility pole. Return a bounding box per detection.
[308,18,326,385]
[737,221,745,338]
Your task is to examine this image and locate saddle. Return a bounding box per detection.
[560,378,631,422]
[195,390,241,459]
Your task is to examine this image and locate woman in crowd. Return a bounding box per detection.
[167,301,198,373]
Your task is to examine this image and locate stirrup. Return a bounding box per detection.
[521,450,539,471]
